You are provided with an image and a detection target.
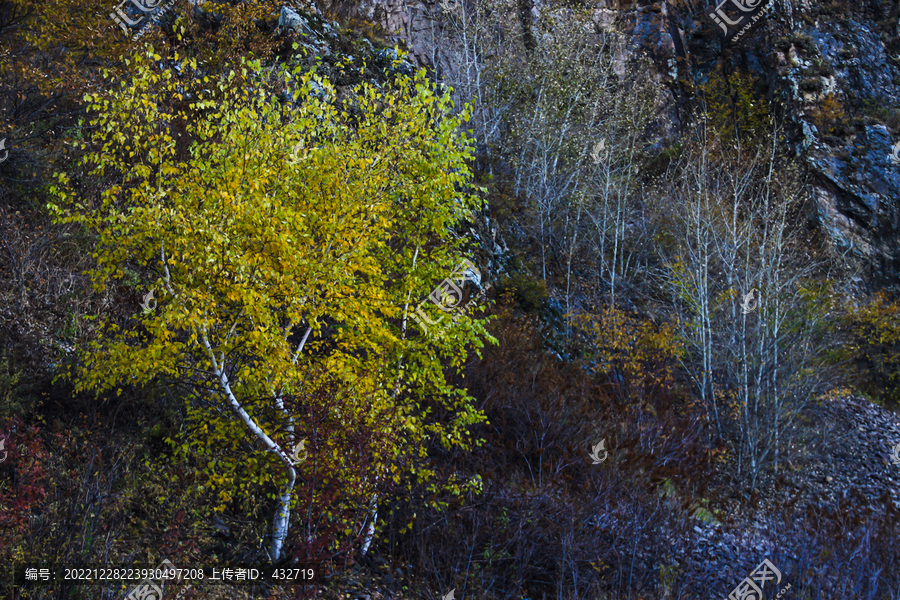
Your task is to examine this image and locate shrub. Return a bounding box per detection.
[858,98,900,132]
[382,312,715,599]
[809,91,845,134]
[844,291,900,406]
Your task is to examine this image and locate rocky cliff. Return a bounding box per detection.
[348,0,900,288]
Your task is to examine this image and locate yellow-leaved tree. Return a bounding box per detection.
[49,51,493,561]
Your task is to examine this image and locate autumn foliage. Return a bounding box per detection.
[845,291,900,405]
[48,52,493,562]
[2,0,900,597]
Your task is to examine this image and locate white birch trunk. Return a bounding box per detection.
[359,495,378,556]
[200,329,297,561]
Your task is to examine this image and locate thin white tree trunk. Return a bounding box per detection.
[359,495,378,556]
[200,329,297,561]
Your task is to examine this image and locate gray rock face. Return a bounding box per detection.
[807,123,900,281]
[278,6,316,35]
[344,0,900,287]
[637,5,900,287]
[775,20,900,286]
